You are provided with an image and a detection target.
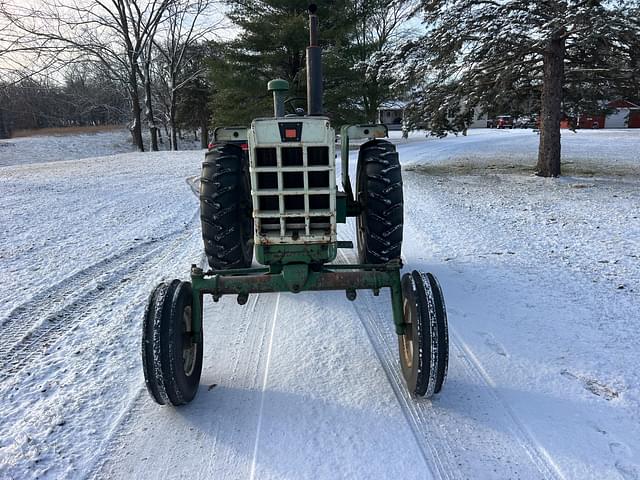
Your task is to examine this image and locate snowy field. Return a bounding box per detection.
[0,128,638,479]
[0,128,203,167]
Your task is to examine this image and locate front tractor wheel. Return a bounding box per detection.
[399,271,449,397]
[142,280,203,406]
[356,140,403,264]
[200,143,253,270]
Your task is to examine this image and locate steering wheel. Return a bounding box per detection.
[284,96,306,116]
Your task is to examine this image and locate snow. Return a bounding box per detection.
[0,129,203,167]
[1,128,639,479]
[0,139,204,478]
[0,130,134,167]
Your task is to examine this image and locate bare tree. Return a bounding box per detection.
[1,0,171,151]
[153,0,220,150]
[347,0,416,122]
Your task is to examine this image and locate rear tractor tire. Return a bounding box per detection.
[200,143,253,270]
[399,271,448,397]
[142,280,203,406]
[356,140,403,264]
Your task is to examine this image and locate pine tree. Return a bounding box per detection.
[176,45,213,149]
[402,0,638,177]
[210,1,333,126]
[209,0,410,126]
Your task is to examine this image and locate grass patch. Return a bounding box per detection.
[405,159,535,176]
[406,157,639,178]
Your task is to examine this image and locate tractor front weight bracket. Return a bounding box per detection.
[189,262,406,337]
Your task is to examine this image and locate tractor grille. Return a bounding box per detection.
[251,145,335,244]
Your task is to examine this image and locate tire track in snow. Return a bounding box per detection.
[338,218,565,480]
[0,211,200,380]
[249,293,280,480]
[337,248,459,480]
[449,325,565,480]
[398,174,565,480]
[0,210,199,330]
[335,224,458,478]
[85,175,277,477]
[90,293,282,480]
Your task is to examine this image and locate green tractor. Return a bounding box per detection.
[142,4,449,406]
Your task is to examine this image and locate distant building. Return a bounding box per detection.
[377,101,488,130]
[576,100,640,129]
[467,108,488,129]
[604,100,640,128]
[377,101,406,130]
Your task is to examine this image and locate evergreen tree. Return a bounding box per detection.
[210,1,328,126]
[176,44,214,149]
[210,0,410,126]
[402,0,638,176]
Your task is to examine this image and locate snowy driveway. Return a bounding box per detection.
[1,129,639,479]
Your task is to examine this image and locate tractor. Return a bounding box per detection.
[142,4,449,406]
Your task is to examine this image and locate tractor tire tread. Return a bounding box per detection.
[142,283,169,405]
[356,139,403,263]
[200,143,253,270]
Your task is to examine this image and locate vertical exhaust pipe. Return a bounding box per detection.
[307,4,323,115]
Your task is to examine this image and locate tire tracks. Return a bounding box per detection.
[337,249,459,480]
[337,234,564,480]
[90,292,282,480]
[398,180,566,479]
[249,293,280,480]
[449,325,565,480]
[0,211,200,380]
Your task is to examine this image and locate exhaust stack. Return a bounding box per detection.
[306,4,323,115]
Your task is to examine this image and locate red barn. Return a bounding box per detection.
[576,100,640,129]
[576,115,606,129]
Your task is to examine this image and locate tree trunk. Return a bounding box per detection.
[163,124,170,144]
[169,81,178,151]
[536,35,565,177]
[170,106,178,151]
[130,90,144,152]
[143,61,159,151]
[200,120,209,149]
[0,109,10,139]
[124,45,144,152]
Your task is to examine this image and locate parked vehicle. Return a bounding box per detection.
[514,116,537,128]
[496,115,514,129]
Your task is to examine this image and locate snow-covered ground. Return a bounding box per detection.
[0,128,638,479]
[0,128,203,167]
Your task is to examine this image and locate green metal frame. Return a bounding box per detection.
[189,122,403,347]
[255,243,338,265]
[190,260,405,341]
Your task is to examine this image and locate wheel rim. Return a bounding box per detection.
[400,295,415,369]
[182,305,197,376]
